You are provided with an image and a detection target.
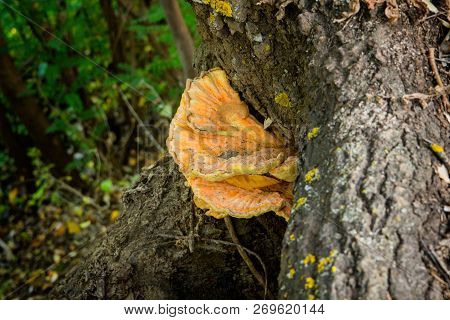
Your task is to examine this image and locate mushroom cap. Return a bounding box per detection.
[189,177,290,220]
[167,68,298,221]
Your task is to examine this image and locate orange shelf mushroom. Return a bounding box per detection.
[167,68,298,221]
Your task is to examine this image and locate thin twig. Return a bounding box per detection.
[119,89,165,153]
[224,216,272,299]
[428,48,450,110]
[403,85,450,101]
[54,179,104,212]
[420,239,450,285]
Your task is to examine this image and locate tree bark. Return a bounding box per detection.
[51,156,286,299]
[0,26,72,177]
[52,1,449,299]
[160,0,195,80]
[99,0,127,72]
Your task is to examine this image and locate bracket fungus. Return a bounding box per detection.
[167,68,298,221]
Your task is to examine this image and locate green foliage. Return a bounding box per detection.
[1,0,198,171]
[0,0,198,298]
[100,179,114,194]
[27,148,54,208]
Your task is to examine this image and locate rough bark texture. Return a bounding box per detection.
[52,0,449,299]
[51,156,286,299]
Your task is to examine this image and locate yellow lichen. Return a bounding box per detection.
[288,267,296,279]
[303,254,316,265]
[304,277,315,289]
[317,250,337,272]
[204,0,232,17]
[307,294,315,300]
[275,92,291,107]
[431,143,444,153]
[208,12,215,24]
[293,197,307,209]
[307,127,320,140]
[289,233,296,241]
[331,266,337,273]
[304,167,320,184]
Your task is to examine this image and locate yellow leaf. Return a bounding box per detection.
[53,222,66,237]
[128,157,137,166]
[67,221,81,234]
[8,188,19,204]
[138,96,146,107]
[82,196,91,204]
[224,175,280,190]
[275,92,291,107]
[73,206,83,217]
[110,210,120,222]
[46,270,59,283]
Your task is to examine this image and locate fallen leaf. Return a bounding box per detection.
[53,222,66,237]
[419,0,439,13]
[128,157,137,166]
[66,221,81,234]
[8,188,19,204]
[364,0,384,10]
[436,164,450,184]
[110,209,120,222]
[335,0,361,22]
[385,0,399,22]
[263,117,273,129]
[79,220,91,229]
[46,270,58,283]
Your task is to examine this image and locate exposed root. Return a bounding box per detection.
[156,227,274,299]
[428,48,450,110]
[223,216,273,299]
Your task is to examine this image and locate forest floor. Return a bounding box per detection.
[0,174,125,299]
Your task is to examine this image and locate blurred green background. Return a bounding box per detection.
[0,0,198,299]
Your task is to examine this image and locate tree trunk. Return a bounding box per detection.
[51,1,449,299]
[51,156,286,299]
[99,0,128,72]
[160,0,195,80]
[0,26,72,177]
[0,106,33,181]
